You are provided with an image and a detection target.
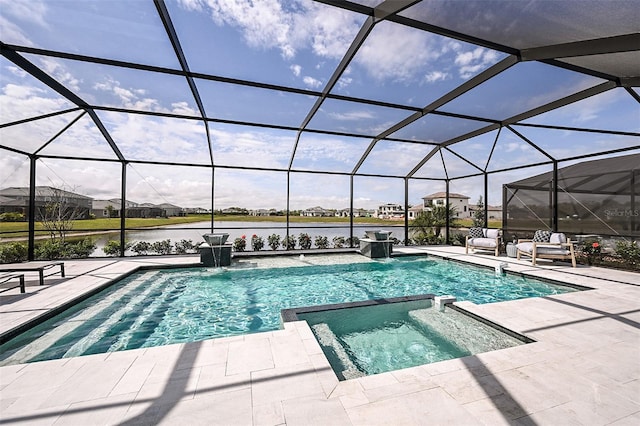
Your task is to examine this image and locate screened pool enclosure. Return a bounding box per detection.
[1,0,639,259]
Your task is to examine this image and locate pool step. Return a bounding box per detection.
[311,323,365,380]
[408,308,524,355]
[0,272,163,365]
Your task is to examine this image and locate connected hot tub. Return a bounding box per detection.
[283,295,533,380]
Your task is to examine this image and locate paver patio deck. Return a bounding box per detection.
[1,247,638,425]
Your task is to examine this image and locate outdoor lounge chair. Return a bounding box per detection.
[465,227,501,256]
[516,231,576,267]
[0,261,65,286]
[0,273,26,293]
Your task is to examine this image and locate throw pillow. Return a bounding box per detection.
[469,227,484,238]
[533,230,552,243]
[549,233,567,244]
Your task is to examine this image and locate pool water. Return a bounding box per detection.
[298,299,527,379]
[0,256,577,365]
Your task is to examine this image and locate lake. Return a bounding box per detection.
[93,221,407,255]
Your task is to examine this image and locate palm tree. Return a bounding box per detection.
[411,204,459,243]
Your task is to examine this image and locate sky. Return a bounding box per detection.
[1,0,638,211]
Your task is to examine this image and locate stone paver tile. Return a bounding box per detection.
[356,372,398,390]
[363,380,434,404]
[52,392,137,426]
[41,357,136,408]
[301,336,324,355]
[161,388,252,426]
[391,365,435,383]
[282,395,351,426]
[0,404,66,426]
[293,321,316,340]
[133,369,200,406]
[346,386,476,426]
[492,368,571,414]
[431,367,507,405]
[270,334,311,367]
[110,360,155,396]
[251,363,325,407]
[195,365,250,397]
[462,394,528,425]
[253,401,285,426]
[339,390,370,409]
[226,337,274,375]
[121,387,252,426]
[608,411,640,426]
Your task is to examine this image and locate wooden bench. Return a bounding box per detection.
[0,273,26,293]
[0,261,65,286]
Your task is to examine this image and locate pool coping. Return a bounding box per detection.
[1,247,639,425]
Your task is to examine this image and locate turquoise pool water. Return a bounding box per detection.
[0,256,578,365]
[298,299,528,379]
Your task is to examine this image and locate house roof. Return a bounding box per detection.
[423,192,470,200]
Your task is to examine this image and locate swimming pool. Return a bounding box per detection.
[0,255,581,365]
[296,298,531,380]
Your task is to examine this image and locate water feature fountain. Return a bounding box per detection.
[360,230,393,259]
[200,233,232,267]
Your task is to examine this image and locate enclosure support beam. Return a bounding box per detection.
[445,180,450,245]
[484,173,489,228]
[28,156,36,261]
[552,161,558,232]
[120,163,127,258]
[404,178,409,246]
[350,176,354,248]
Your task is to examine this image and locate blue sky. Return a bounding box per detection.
[1,0,638,211]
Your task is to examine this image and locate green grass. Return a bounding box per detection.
[1,215,502,239]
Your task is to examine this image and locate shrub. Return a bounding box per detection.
[151,239,173,255]
[451,233,466,246]
[0,212,25,222]
[233,235,247,252]
[66,238,96,258]
[615,240,640,266]
[298,233,312,250]
[35,240,65,260]
[131,241,152,255]
[174,239,197,254]
[251,234,265,251]
[346,236,360,247]
[332,236,345,248]
[267,234,281,250]
[0,242,28,263]
[103,240,124,256]
[314,235,329,249]
[283,235,296,250]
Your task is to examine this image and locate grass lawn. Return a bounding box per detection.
[1,215,502,239]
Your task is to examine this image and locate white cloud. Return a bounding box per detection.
[0,0,48,27]
[181,0,359,62]
[302,76,323,89]
[424,71,449,83]
[356,23,441,82]
[327,110,375,121]
[453,47,500,79]
[290,64,302,77]
[38,58,81,92]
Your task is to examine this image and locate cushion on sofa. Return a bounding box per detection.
[469,227,484,238]
[468,238,497,248]
[533,230,552,242]
[549,233,567,244]
[485,229,499,239]
[517,242,570,255]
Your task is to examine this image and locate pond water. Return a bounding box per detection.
[92,221,407,255]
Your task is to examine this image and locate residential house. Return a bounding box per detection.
[0,186,92,220]
[301,206,334,217]
[376,203,404,219]
[422,192,471,219]
[335,208,369,218]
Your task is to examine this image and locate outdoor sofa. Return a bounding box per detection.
[0,261,65,286]
[465,227,501,256]
[516,230,576,267]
